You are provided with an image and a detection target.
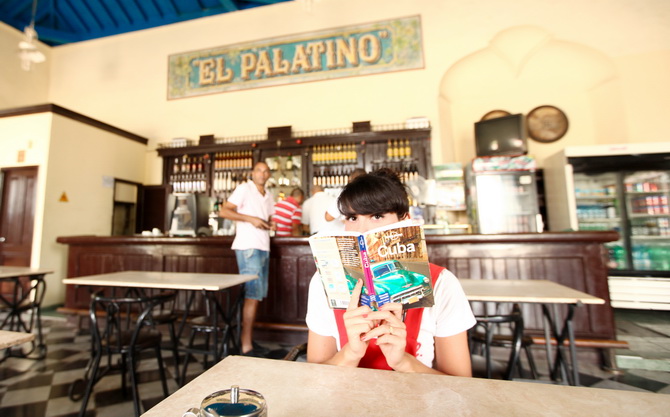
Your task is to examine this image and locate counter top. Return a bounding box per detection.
[57,230,619,245]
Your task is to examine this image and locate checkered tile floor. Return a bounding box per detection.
[0,316,291,417]
[1,309,669,417]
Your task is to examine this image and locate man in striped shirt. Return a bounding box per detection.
[272,188,305,236]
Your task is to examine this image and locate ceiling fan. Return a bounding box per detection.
[18,0,46,71]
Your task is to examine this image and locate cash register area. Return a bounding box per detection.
[1,308,669,417]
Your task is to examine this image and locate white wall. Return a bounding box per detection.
[0,111,146,306]
[40,0,670,181]
[38,114,147,305]
[0,23,50,108]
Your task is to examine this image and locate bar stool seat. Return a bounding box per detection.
[180,313,230,383]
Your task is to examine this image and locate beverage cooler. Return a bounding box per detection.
[466,155,542,234]
[544,143,670,310]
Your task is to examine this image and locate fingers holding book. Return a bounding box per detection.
[343,279,374,359]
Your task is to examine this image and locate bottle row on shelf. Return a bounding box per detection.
[212,170,251,194]
[576,204,617,219]
[607,243,670,271]
[628,195,669,215]
[386,139,413,160]
[579,222,620,232]
[172,155,207,175]
[310,164,423,189]
[632,243,670,271]
[625,178,669,193]
[170,173,207,194]
[213,151,254,171]
[312,168,356,188]
[631,217,670,236]
[574,185,617,197]
[311,144,357,165]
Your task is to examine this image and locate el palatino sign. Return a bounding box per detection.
[167,16,424,99]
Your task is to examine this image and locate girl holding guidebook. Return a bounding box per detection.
[305,168,476,375]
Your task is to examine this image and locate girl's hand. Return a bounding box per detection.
[362,302,407,369]
[341,280,374,361]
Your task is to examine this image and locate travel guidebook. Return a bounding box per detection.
[308,220,434,311]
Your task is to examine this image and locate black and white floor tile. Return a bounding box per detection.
[1,309,669,417]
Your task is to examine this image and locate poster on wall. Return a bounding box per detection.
[167,16,424,99]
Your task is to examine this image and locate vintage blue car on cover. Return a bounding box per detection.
[345,260,431,305]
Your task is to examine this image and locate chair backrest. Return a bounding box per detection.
[88,291,176,352]
[471,303,524,380]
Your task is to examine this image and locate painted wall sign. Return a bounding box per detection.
[167,16,424,99]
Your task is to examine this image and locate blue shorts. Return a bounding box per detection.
[235,249,270,301]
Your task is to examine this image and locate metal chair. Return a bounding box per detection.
[145,289,182,385]
[75,290,176,417]
[469,303,529,380]
[0,274,46,359]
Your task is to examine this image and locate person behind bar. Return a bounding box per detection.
[301,185,335,235]
[305,168,476,375]
[272,188,305,236]
[323,168,366,231]
[219,161,275,357]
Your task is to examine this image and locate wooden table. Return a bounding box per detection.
[0,330,35,350]
[460,279,605,386]
[142,356,670,417]
[62,271,257,360]
[0,266,53,359]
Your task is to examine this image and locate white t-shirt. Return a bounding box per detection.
[227,180,275,251]
[322,199,345,232]
[301,191,336,235]
[305,268,476,368]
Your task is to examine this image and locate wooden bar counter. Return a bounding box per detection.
[57,231,618,345]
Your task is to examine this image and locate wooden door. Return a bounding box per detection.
[0,166,38,266]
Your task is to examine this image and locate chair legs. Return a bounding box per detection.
[77,348,171,417]
[162,320,182,386]
[127,347,169,417]
[78,352,102,417]
[523,344,539,379]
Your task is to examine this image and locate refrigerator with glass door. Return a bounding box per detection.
[466,155,542,234]
[544,143,670,309]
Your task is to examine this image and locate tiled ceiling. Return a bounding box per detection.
[0,0,292,47]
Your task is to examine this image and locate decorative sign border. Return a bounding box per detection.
[167,16,424,99]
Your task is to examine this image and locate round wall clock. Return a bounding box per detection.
[526,105,569,143]
[481,110,511,121]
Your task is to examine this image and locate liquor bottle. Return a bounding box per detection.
[182,155,189,173]
[397,139,406,159]
[404,139,412,158]
[387,140,393,159]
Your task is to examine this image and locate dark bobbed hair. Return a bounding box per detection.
[338,168,409,219]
